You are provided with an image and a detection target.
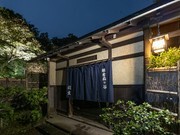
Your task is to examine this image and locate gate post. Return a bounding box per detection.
[177,60,180,135]
[178,60,180,120]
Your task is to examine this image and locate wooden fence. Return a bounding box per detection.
[146,61,180,119]
[0,73,48,90]
[26,73,48,89]
[0,78,26,88]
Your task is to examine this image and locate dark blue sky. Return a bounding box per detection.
[0,0,153,38]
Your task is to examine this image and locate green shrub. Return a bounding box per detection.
[12,87,48,110]
[0,86,47,126]
[100,100,177,135]
[14,110,42,125]
[148,47,180,68]
[0,103,14,126]
[12,87,47,125]
[0,86,23,103]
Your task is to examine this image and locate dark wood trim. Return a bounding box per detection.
[114,84,144,88]
[113,52,144,61]
[108,48,112,60]
[57,36,143,63]
[67,60,69,67]
[56,52,144,70]
[52,84,144,88]
[49,85,57,87]
[77,55,97,64]
[66,59,73,116]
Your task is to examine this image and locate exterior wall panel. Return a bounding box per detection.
[56,61,67,69]
[66,45,101,57]
[109,31,143,44]
[56,70,66,85]
[69,50,108,66]
[112,56,144,85]
[112,41,143,58]
[49,61,56,85]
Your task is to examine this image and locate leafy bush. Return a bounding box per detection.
[0,86,47,127]
[12,87,47,110]
[14,110,42,125]
[100,100,177,135]
[0,86,23,103]
[148,47,180,68]
[0,103,14,126]
[12,87,47,125]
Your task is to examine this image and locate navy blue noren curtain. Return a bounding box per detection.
[66,60,114,102]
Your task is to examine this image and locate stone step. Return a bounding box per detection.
[36,123,69,135]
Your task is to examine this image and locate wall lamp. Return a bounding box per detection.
[149,34,169,53]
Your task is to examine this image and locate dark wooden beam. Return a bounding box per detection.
[57,54,69,60]
[91,36,112,48]
[104,29,119,34]
[99,37,112,48]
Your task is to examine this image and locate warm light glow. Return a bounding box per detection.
[152,38,166,53]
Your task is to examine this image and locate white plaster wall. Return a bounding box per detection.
[56,61,67,69]
[55,31,144,86]
[49,61,56,85]
[112,41,143,58]
[56,70,66,85]
[66,45,101,57]
[112,57,144,85]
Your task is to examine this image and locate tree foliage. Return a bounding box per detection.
[0,7,78,78]
[0,7,43,60]
[0,7,44,78]
[38,33,78,51]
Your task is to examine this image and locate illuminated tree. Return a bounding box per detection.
[0,7,44,78]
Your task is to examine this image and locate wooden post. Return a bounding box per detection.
[178,60,180,120]
[25,69,28,90]
[47,59,51,117]
[67,60,73,117]
[177,60,180,135]
[68,99,73,117]
[143,26,151,101]
[0,118,3,128]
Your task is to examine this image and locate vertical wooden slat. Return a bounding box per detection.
[25,69,28,90]
[177,60,180,135]
[144,27,151,101]
[47,60,51,117]
[67,60,73,117]
[178,60,180,120]
[0,118,3,128]
[108,48,112,60]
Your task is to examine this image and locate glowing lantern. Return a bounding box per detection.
[149,34,169,53]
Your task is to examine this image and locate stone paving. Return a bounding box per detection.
[46,114,113,135]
